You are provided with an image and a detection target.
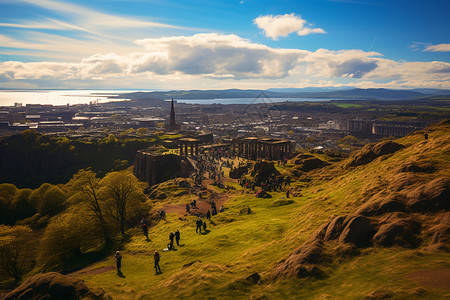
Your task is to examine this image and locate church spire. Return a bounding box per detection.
[169,97,177,130]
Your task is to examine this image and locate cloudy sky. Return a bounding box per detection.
[0,0,449,90]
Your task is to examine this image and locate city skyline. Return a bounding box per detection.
[0,0,449,90]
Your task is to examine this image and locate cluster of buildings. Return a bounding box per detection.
[0,97,435,151]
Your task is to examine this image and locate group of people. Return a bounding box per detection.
[168,229,181,250]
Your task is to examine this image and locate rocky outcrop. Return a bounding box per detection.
[249,161,280,185]
[229,164,251,179]
[345,141,405,168]
[273,240,325,279]
[356,193,406,216]
[373,213,421,248]
[2,272,107,300]
[406,177,450,212]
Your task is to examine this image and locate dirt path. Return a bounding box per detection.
[69,265,115,277]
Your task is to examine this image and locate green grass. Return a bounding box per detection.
[73,125,450,299]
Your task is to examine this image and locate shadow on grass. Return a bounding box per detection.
[201,229,211,235]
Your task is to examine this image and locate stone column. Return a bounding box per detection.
[179,143,183,155]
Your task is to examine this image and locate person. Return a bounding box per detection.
[206,210,211,220]
[169,232,175,249]
[114,251,122,275]
[193,199,197,208]
[154,250,161,274]
[286,189,290,198]
[140,217,146,226]
[175,229,180,246]
[219,205,224,213]
[424,132,429,140]
[247,206,252,214]
[186,203,190,213]
[142,224,149,239]
[203,220,207,231]
[196,218,203,233]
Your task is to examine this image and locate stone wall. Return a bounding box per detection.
[134,152,194,186]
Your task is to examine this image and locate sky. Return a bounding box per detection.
[0,0,449,90]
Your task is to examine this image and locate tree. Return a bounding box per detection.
[0,225,36,282]
[137,127,148,136]
[100,171,147,234]
[12,188,35,221]
[0,184,18,225]
[38,210,102,270]
[68,169,112,247]
[36,185,66,217]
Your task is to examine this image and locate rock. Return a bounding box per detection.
[324,215,348,241]
[407,177,450,212]
[249,161,280,185]
[373,213,421,248]
[2,272,106,300]
[273,240,324,279]
[256,190,272,198]
[338,215,375,247]
[293,157,330,172]
[295,265,326,279]
[356,193,406,216]
[246,272,261,284]
[345,141,405,168]
[229,164,250,179]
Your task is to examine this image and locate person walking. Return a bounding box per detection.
[114,251,122,275]
[169,232,175,249]
[142,224,149,240]
[196,218,203,233]
[206,210,211,220]
[154,251,161,274]
[175,229,180,246]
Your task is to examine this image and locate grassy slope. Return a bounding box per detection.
[73,123,450,299]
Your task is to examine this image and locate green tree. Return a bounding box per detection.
[38,210,102,270]
[12,188,35,221]
[36,185,66,217]
[137,127,148,136]
[0,225,36,282]
[100,171,147,234]
[68,169,112,247]
[0,184,18,224]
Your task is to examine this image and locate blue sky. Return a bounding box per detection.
[0,0,449,89]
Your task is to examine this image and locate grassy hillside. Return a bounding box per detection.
[69,121,450,299]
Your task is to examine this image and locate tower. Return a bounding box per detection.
[167,97,180,131]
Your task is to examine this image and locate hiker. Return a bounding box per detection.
[219,205,224,213]
[196,218,203,233]
[175,229,180,246]
[186,203,190,213]
[169,232,175,249]
[203,220,207,231]
[247,206,252,214]
[140,217,146,226]
[142,224,149,239]
[424,132,429,140]
[159,210,166,220]
[114,251,122,275]
[193,199,197,208]
[154,251,161,274]
[206,210,211,220]
[286,189,290,198]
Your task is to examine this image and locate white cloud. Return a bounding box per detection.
[0,33,449,89]
[425,43,450,52]
[254,13,326,40]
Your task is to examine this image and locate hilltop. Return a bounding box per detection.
[2,120,449,300]
[57,120,449,299]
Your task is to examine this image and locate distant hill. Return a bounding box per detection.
[117,88,433,101]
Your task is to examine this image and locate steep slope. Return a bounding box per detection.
[67,120,449,299]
